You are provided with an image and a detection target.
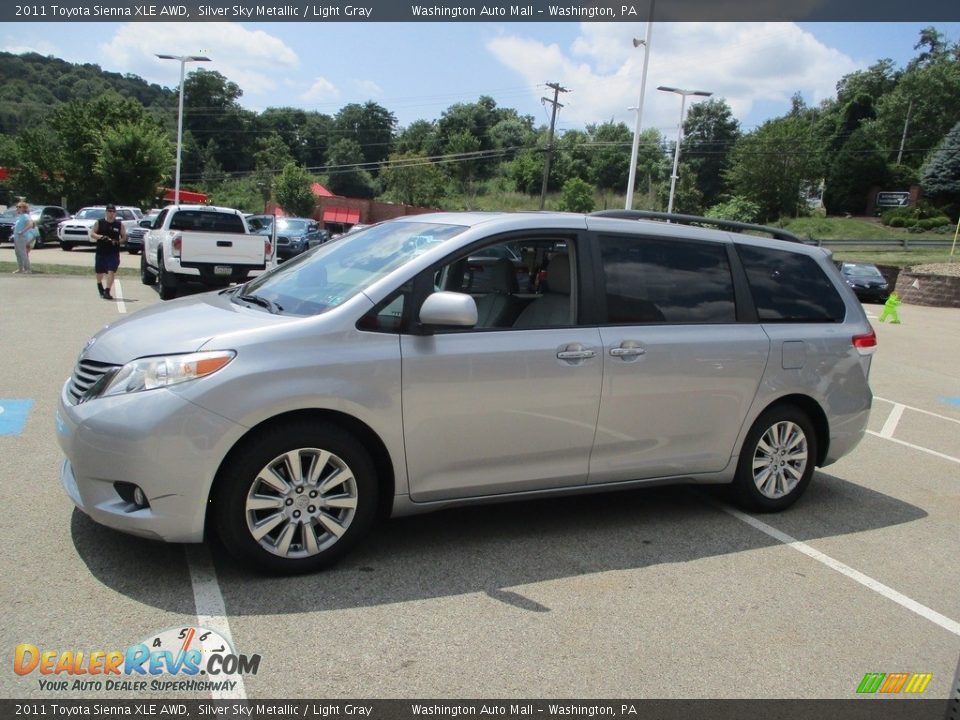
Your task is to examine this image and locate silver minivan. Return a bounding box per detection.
[56,212,876,573]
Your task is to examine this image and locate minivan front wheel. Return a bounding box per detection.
[215,421,379,574]
[731,406,817,512]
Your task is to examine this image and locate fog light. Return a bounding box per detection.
[114,482,150,509]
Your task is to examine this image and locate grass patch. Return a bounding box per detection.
[827,248,958,267]
[0,261,140,278]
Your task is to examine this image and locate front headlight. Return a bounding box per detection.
[97,350,236,398]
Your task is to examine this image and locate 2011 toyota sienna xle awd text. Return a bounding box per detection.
[56,212,876,574]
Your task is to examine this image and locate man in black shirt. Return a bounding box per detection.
[89,203,126,299]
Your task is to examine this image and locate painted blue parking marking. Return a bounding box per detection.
[941,397,960,407]
[0,399,34,436]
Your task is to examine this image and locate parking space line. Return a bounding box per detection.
[875,396,960,426]
[184,545,248,700]
[718,505,960,638]
[879,402,905,438]
[114,279,126,314]
[865,431,960,465]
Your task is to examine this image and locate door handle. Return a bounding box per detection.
[609,343,646,359]
[557,344,596,361]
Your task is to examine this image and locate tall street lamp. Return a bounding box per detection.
[625,0,654,211]
[658,86,712,215]
[156,53,211,204]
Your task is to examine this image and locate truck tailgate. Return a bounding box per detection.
[179,231,265,266]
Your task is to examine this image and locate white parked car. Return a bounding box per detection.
[58,206,143,251]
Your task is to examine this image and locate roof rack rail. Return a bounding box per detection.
[589,210,805,244]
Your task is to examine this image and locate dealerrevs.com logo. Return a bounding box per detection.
[14,626,261,693]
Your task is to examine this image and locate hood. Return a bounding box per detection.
[80,290,293,364]
[64,218,96,228]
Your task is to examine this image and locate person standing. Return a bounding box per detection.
[12,200,35,274]
[90,203,125,299]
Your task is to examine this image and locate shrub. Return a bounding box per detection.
[888,217,906,228]
[706,196,762,224]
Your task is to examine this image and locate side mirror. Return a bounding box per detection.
[419,292,477,329]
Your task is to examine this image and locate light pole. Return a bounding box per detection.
[156,53,211,204]
[625,0,654,210]
[658,86,712,215]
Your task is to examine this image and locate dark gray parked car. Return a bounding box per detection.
[57,211,876,574]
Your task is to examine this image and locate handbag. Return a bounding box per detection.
[27,226,40,245]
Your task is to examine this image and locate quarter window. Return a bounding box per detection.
[738,245,845,323]
[599,236,736,324]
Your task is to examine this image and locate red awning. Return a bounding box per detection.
[322,207,360,224]
[162,188,209,203]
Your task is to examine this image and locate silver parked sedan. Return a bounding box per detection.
[56,212,876,574]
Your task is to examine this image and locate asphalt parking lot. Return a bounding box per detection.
[1,258,957,702]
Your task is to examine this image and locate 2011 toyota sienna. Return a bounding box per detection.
[56,212,876,574]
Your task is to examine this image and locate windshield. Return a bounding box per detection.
[75,208,106,220]
[843,264,883,279]
[1,208,18,219]
[278,219,311,233]
[237,221,466,316]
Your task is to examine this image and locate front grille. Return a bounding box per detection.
[277,236,290,246]
[67,359,119,405]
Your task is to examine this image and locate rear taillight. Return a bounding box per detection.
[264,238,272,257]
[853,328,877,356]
[171,234,182,258]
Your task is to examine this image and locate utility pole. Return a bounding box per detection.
[896,99,913,166]
[539,82,569,210]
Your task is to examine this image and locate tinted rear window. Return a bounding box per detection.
[170,210,245,233]
[738,245,845,323]
[599,235,736,324]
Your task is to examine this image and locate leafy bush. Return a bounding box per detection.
[706,196,762,224]
[888,217,906,228]
[907,224,925,233]
[557,178,595,213]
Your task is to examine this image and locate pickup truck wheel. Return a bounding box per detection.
[157,251,178,300]
[730,405,817,512]
[61,242,74,251]
[214,421,379,575]
[140,252,156,286]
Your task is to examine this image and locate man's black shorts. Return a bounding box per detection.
[95,252,120,273]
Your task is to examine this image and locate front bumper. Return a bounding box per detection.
[56,380,246,543]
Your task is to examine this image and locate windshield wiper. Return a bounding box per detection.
[237,293,283,314]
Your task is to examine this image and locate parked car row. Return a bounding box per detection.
[58,206,143,251]
[0,205,71,246]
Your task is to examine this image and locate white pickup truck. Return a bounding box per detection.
[140,205,274,300]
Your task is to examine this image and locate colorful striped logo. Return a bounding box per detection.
[857,672,933,694]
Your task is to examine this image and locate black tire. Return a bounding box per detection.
[730,405,817,512]
[157,251,178,300]
[61,242,74,251]
[140,252,157,286]
[213,421,379,574]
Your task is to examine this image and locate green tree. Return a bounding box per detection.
[50,91,156,207]
[273,163,316,218]
[823,127,890,214]
[333,101,397,173]
[95,121,173,207]
[920,120,960,206]
[325,138,376,198]
[380,152,446,207]
[587,121,632,200]
[558,177,594,213]
[681,98,741,208]
[9,126,65,204]
[445,131,482,199]
[725,116,824,221]
[867,29,960,169]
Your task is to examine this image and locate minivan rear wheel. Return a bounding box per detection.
[731,405,817,512]
[214,421,379,574]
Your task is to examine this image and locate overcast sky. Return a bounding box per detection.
[3,21,958,137]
